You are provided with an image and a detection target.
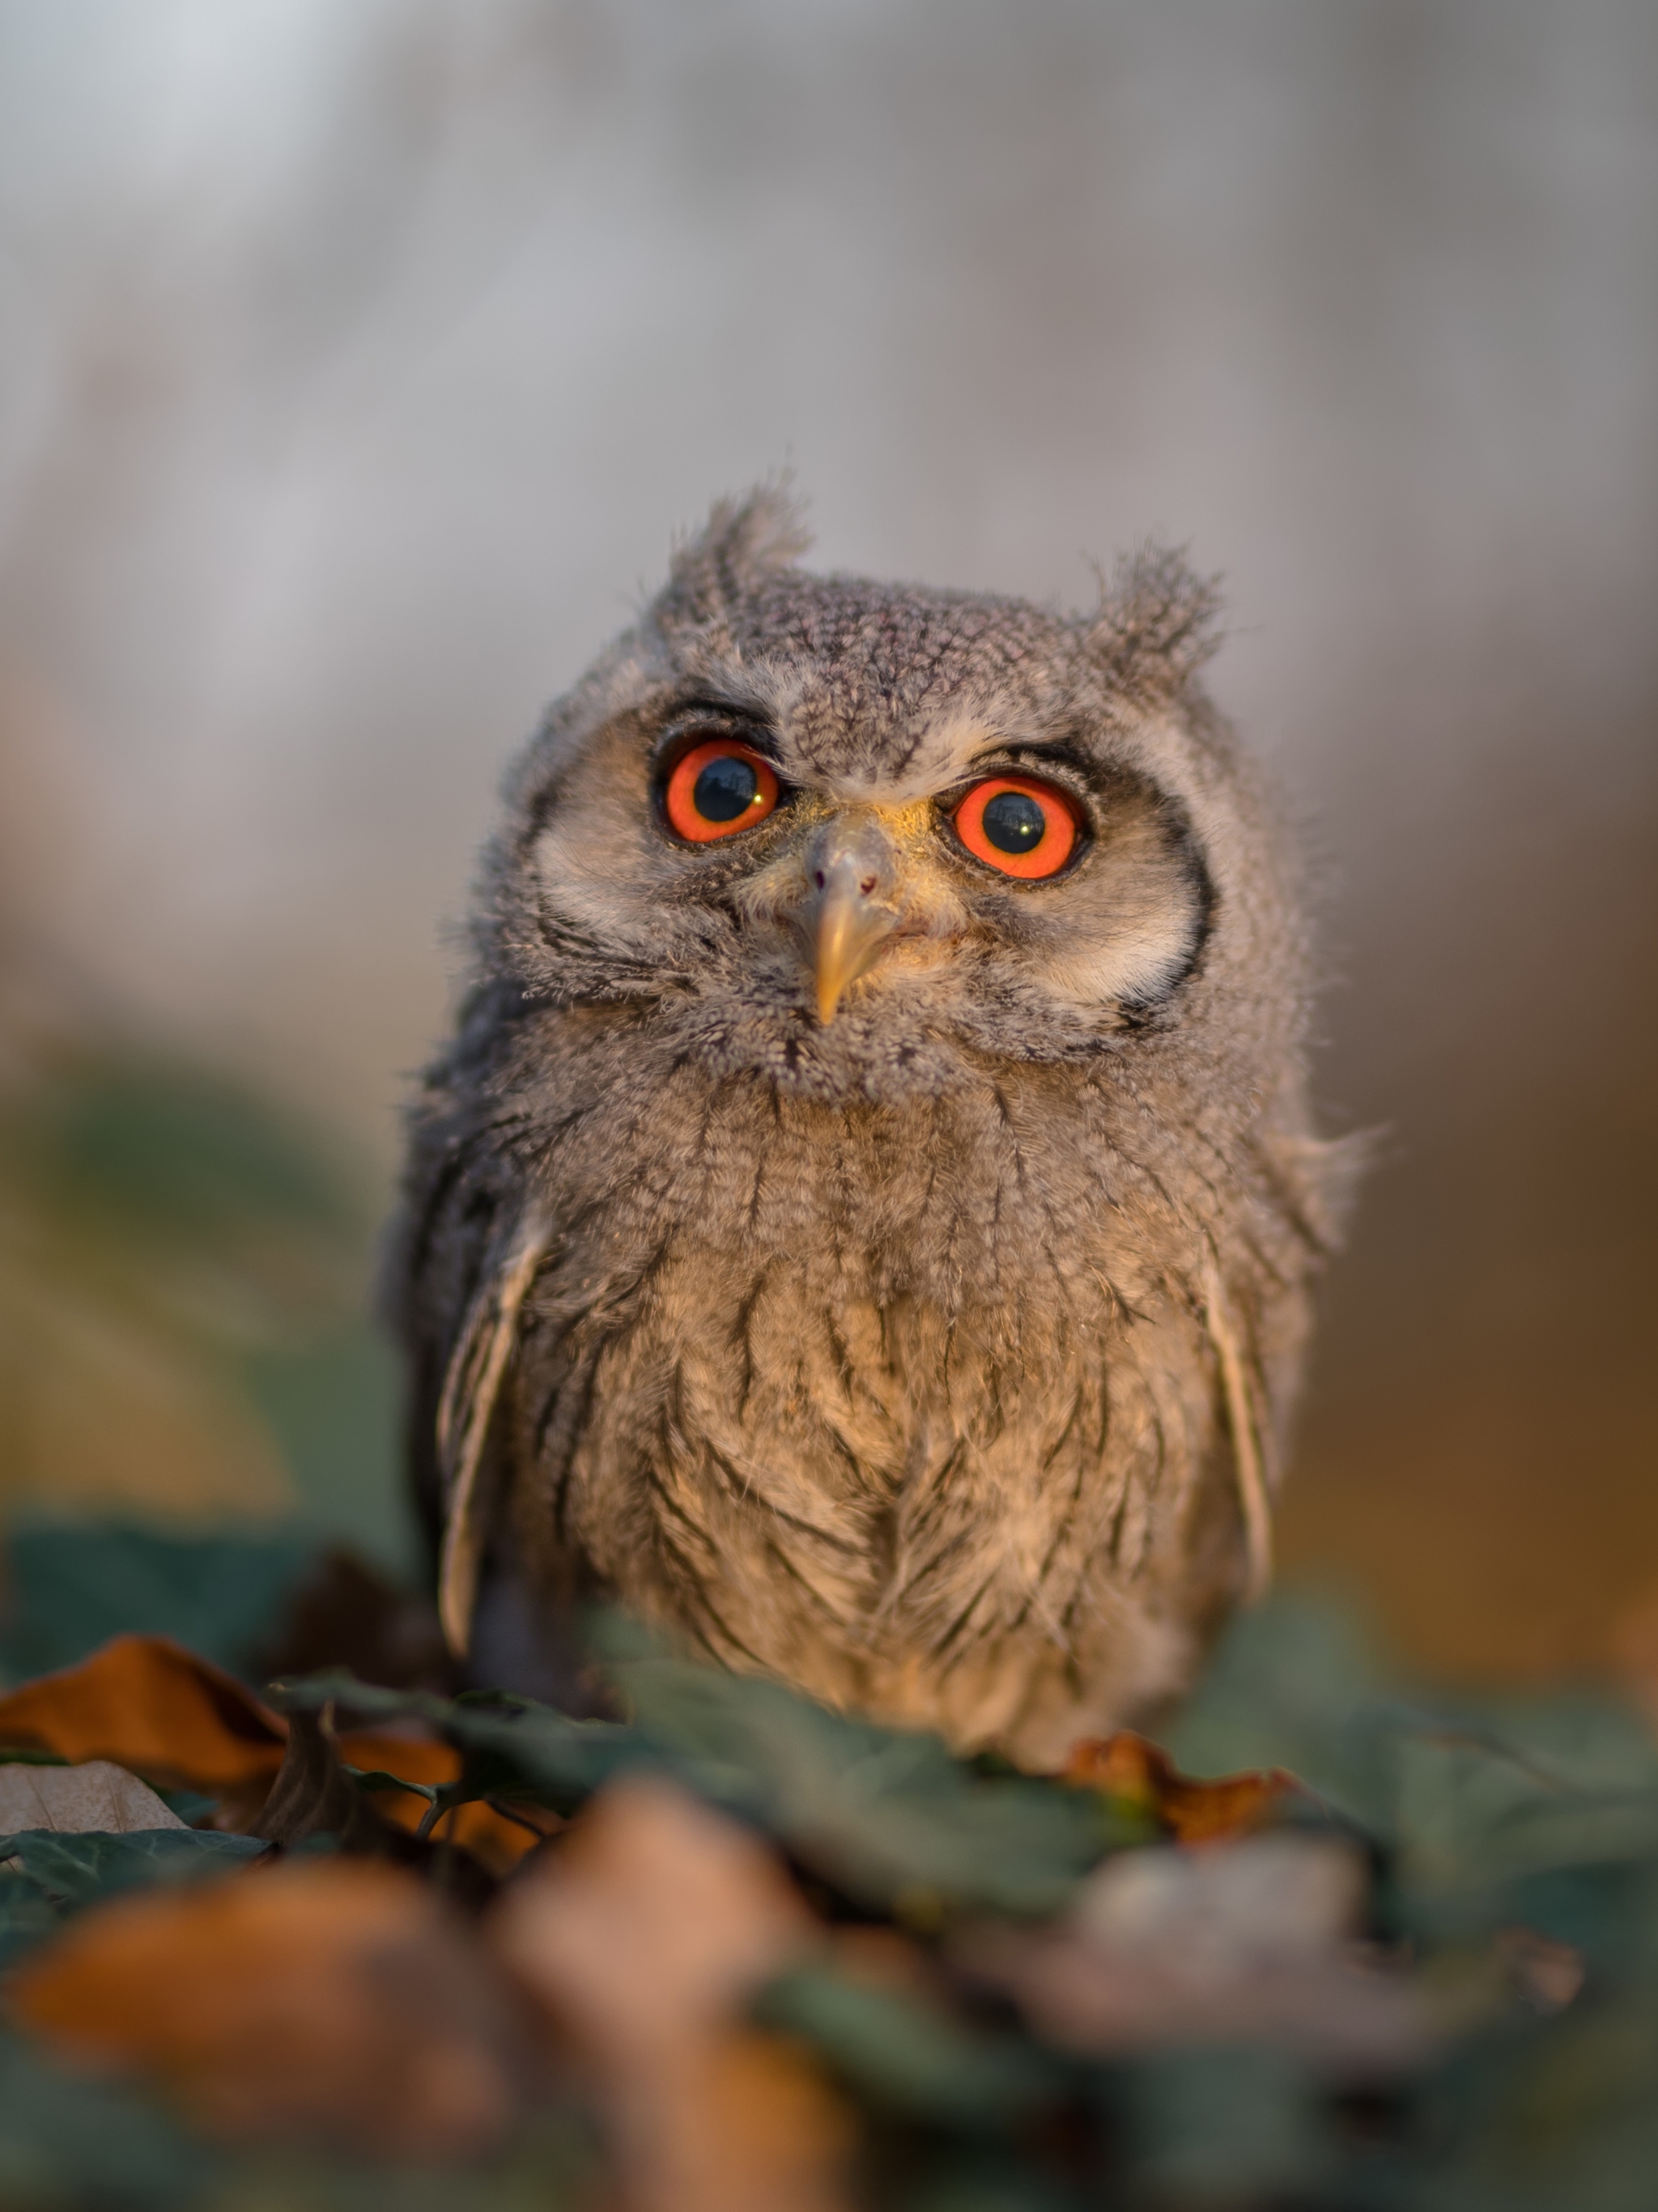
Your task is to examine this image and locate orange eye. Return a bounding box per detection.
[951,774,1081,879]
[663,738,781,843]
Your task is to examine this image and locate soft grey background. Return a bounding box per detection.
[2,0,1653,1675]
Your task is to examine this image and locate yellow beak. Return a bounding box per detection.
[804,823,901,1023]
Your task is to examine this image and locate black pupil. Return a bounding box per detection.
[694,754,759,822]
[982,789,1046,853]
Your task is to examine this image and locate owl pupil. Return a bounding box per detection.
[982,790,1045,853]
[693,755,759,822]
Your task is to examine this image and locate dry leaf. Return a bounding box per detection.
[252,1709,410,1855]
[332,1734,551,1874]
[9,1857,534,2159]
[0,1636,542,1864]
[248,1547,454,1694]
[0,1636,286,1793]
[1606,1588,1658,1736]
[1494,1925,1584,2014]
[961,1833,1431,2076]
[623,2027,855,2212]
[0,1759,184,1836]
[494,1774,852,2212]
[1063,1730,1302,1844]
[494,1773,814,2053]
[249,1708,534,1904]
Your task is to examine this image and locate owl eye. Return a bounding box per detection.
[663,738,782,844]
[951,774,1081,879]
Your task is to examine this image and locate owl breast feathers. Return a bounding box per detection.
[392,489,1349,1769]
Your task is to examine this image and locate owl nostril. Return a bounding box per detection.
[813,869,827,891]
[859,874,877,896]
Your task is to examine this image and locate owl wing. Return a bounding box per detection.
[1201,1261,1274,1602]
[431,1206,554,1653]
[387,1089,554,1659]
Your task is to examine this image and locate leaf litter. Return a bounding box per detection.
[0,1761,183,1837]
[0,1530,1653,2207]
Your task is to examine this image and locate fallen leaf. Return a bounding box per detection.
[610,1649,1111,1912]
[1606,1587,1658,1737]
[959,1833,1431,2077]
[9,1857,534,2159]
[0,1760,183,1836]
[640,2028,856,2212]
[245,1546,454,1695]
[0,1828,266,1977]
[248,1708,509,1907]
[0,1637,543,1865]
[0,1828,265,1911]
[251,1708,407,1855]
[334,1734,553,1874]
[0,1522,315,1686]
[494,1773,852,2212]
[1063,1731,1302,1844]
[755,1957,1060,2127]
[1494,1925,1585,2014]
[0,1636,285,1794]
[495,1774,814,2053]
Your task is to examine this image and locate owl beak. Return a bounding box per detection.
[804,823,902,1023]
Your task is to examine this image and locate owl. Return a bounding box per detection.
[391,490,1347,1769]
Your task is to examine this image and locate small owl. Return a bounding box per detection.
[392,491,1347,1768]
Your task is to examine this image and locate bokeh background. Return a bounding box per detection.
[1,0,1653,1685]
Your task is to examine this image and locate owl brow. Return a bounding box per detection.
[963,737,1098,785]
[652,691,780,762]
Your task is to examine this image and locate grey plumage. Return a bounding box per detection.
[391,490,1348,1769]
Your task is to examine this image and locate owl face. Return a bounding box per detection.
[488,501,1264,1107]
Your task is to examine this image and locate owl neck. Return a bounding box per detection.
[495,1008,1238,1325]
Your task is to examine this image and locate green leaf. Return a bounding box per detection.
[0,1877,62,1973]
[0,1829,267,1976]
[0,1521,315,1684]
[237,1324,414,1576]
[271,1649,1122,1915]
[18,1054,360,1252]
[754,1963,1063,2125]
[0,2027,211,2209]
[0,1828,266,1912]
[610,1652,1120,1913]
[1108,2048,1334,2203]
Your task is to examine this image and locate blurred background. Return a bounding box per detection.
[0,0,1652,1687]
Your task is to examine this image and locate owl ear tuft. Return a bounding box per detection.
[1085,545,1224,702]
[659,482,813,638]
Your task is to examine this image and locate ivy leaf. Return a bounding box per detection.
[754,1963,1062,2128]
[0,1828,267,1911]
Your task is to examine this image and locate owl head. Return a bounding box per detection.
[478,488,1305,1108]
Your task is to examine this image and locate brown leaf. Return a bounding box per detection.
[8,1857,535,2159]
[1494,1925,1584,2014]
[247,1547,455,1694]
[0,1636,287,1793]
[248,1709,504,1911]
[959,1832,1431,2078]
[493,1774,852,2212]
[331,1733,552,1875]
[0,1636,545,1865]
[0,1759,185,1836]
[1063,1729,1303,1844]
[1607,1587,1658,1736]
[252,1708,407,1854]
[618,2028,856,2212]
